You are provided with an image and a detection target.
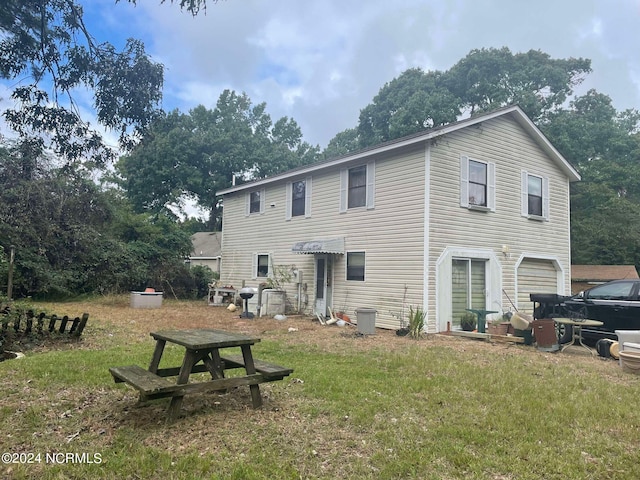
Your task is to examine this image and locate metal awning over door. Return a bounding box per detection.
[292,238,345,254]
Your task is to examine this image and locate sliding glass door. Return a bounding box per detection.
[452,259,486,329]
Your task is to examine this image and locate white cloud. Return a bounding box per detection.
[3,0,640,151]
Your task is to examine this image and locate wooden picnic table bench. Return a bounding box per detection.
[109,329,293,421]
[219,354,293,380]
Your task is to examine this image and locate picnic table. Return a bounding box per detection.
[109,328,293,421]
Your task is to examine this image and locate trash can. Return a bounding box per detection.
[531,319,559,352]
[355,308,377,335]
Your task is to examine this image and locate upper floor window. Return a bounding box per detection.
[527,175,543,216]
[340,162,375,212]
[521,171,549,221]
[286,177,312,220]
[468,160,487,207]
[460,156,495,211]
[292,180,306,216]
[348,165,367,208]
[245,188,265,215]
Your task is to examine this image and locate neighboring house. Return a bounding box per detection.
[188,232,222,275]
[217,105,580,332]
[571,265,639,294]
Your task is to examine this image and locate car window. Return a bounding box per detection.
[586,282,635,300]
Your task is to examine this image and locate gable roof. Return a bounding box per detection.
[571,265,639,282]
[217,105,580,196]
[190,232,221,259]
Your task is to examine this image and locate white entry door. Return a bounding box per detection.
[315,255,330,316]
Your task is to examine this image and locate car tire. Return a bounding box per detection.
[557,323,573,344]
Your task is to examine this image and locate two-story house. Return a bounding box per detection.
[217,105,580,332]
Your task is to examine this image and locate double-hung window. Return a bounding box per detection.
[348,165,367,208]
[252,253,270,279]
[339,162,375,212]
[521,171,549,220]
[468,160,487,207]
[292,180,306,216]
[285,177,312,220]
[460,156,495,211]
[346,252,366,281]
[245,188,265,215]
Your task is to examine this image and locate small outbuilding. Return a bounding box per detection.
[188,232,222,275]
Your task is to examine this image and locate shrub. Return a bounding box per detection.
[408,306,425,339]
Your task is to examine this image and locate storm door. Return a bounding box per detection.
[315,255,328,316]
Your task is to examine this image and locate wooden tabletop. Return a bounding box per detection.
[552,318,604,327]
[150,329,260,350]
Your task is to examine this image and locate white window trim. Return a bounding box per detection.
[345,250,366,282]
[252,252,271,280]
[460,155,495,212]
[285,176,312,220]
[339,161,375,213]
[435,247,502,333]
[521,171,549,221]
[245,188,266,216]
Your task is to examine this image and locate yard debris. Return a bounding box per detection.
[317,307,355,327]
[287,327,298,333]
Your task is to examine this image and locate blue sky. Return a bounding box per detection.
[4,0,640,150]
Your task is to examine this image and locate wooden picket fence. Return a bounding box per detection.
[0,308,89,338]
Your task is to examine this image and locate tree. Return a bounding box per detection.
[126,0,216,15]
[542,90,640,265]
[357,68,460,147]
[116,90,320,229]
[340,47,592,152]
[323,128,361,159]
[445,48,591,121]
[0,0,231,298]
[0,1,166,168]
[543,90,640,197]
[0,140,197,297]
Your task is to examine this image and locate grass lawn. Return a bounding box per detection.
[1,296,639,479]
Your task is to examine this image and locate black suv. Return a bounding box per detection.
[560,279,640,343]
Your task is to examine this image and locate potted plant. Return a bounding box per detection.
[487,314,511,336]
[460,312,476,332]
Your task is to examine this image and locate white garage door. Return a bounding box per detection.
[517,259,558,314]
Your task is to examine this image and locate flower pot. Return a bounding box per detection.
[488,322,510,336]
[461,322,475,332]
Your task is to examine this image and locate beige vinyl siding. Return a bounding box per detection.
[428,115,571,330]
[221,109,574,333]
[517,259,559,315]
[221,144,427,329]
